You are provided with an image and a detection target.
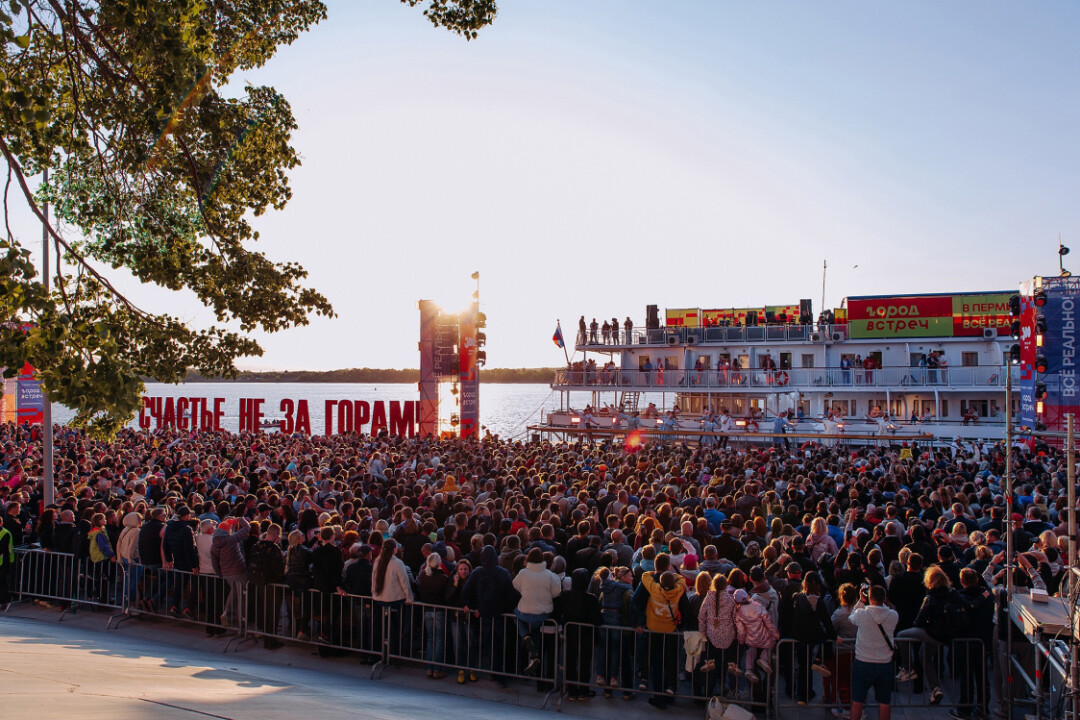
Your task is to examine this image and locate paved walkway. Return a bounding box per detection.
[0,605,700,720]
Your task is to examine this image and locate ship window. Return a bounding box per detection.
[961,352,978,367]
[940,399,949,417]
[801,354,815,368]
[779,352,792,370]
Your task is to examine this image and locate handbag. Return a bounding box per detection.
[707,697,756,720]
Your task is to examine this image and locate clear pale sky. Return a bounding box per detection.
[21,1,1080,370]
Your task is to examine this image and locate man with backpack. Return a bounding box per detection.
[247,523,286,649]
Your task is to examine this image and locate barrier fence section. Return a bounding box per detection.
[385,599,561,695]
[15,548,126,620]
[561,620,772,714]
[773,637,989,717]
[7,551,997,719]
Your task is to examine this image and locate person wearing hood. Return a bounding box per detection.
[462,545,515,683]
[512,546,562,676]
[417,552,452,678]
[557,568,602,700]
[641,569,688,707]
[116,512,141,605]
[596,565,635,699]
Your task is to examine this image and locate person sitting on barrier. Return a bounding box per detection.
[512,546,561,676]
[733,585,779,687]
[895,565,958,706]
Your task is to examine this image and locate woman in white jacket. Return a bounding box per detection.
[512,547,562,675]
[373,539,414,655]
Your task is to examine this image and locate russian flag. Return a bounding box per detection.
[553,322,565,348]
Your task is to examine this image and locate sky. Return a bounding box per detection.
[16,1,1080,370]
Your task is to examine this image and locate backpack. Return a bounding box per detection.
[88,529,111,563]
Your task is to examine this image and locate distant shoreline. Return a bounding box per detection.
[173,368,560,384]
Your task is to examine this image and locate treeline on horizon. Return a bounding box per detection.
[176,367,560,384]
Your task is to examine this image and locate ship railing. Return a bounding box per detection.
[574,323,845,347]
[553,365,1009,389]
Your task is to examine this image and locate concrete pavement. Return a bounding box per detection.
[0,605,703,720]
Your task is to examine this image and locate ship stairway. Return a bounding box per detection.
[619,392,640,413]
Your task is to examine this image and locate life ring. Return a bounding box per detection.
[776,370,789,386]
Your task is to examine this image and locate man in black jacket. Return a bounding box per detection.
[342,544,375,653]
[887,553,926,632]
[953,569,994,720]
[309,527,344,643]
[247,523,286,649]
[162,505,199,618]
[137,507,167,612]
[462,545,515,683]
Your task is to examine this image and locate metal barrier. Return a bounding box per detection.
[14,548,126,621]
[119,564,235,635]
[244,584,384,663]
[773,637,989,718]
[383,599,560,703]
[561,621,771,715]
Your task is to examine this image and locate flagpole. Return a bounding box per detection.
[557,320,571,366]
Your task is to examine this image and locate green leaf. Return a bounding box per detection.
[12,33,27,49]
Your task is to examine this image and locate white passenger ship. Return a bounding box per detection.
[539,293,1016,443]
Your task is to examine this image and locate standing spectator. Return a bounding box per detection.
[283,530,313,639]
[162,505,199,619]
[789,572,836,705]
[952,568,994,720]
[641,569,688,707]
[559,568,602,700]
[462,545,515,685]
[210,516,250,629]
[848,584,899,720]
[372,538,413,655]
[596,566,635,698]
[512,546,562,675]
[310,526,345,644]
[417,552,452,678]
[247,523,286,649]
[826,583,860,710]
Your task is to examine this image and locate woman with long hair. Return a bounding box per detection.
[698,573,738,697]
[372,538,413,655]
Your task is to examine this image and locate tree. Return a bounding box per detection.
[0,0,497,435]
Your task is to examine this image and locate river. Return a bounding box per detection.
[48,383,673,440]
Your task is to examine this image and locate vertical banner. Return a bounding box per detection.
[1035,276,1080,432]
[16,362,44,425]
[1018,288,1037,429]
[418,300,439,439]
[459,304,479,438]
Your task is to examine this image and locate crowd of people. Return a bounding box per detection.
[0,420,1075,719]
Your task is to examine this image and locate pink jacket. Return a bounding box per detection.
[734,599,779,649]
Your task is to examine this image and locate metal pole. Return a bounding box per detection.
[1004,369,1014,720]
[41,167,54,508]
[1067,414,1078,720]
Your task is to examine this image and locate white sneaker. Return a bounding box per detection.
[756,658,772,674]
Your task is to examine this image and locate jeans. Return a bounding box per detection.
[222,573,246,628]
[598,625,634,688]
[424,609,446,671]
[896,627,942,689]
[647,631,679,695]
